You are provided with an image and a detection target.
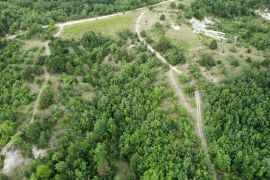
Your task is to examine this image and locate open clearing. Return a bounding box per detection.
[61,11,140,38]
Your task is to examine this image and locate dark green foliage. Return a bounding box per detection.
[209,40,218,50]
[230,58,240,67]
[160,14,166,21]
[261,58,270,67]
[199,53,216,67]
[192,0,270,18]
[204,69,270,179]
[156,36,172,52]
[0,155,4,169]
[170,2,176,9]
[166,48,186,65]
[39,86,54,110]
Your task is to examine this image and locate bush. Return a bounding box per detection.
[184,84,196,96]
[230,58,240,66]
[160,14,166,21]
[245,57,252,63]
[179,74,191,84]
[156,36,171,52]
[178,3,185,9]
[199,53,216,67]
[166,48,186,65]
[209,40,218,50]
[140,30,147,38]
[39,86,54,109]
[0,155,4,169]
[170,2,176,9]
[146,36,153,44]
[261,58,270,67]
[229,46,237,53]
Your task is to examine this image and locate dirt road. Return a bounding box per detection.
[43,0,176,37]
[168,70,196,117]
[30,67,50,123]
[135,11,182,75]
[136,11,217,179]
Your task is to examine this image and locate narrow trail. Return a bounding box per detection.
[1,42,50,156]
[136,11,217,179]
[30,67,49,123]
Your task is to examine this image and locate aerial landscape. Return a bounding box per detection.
[0,0,270,179]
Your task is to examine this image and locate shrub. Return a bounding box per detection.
[209,40,218,50]
[261,58,270,67]
[229,46,237,53]
[160,14,166,21]
[39,86,54,109]
[245,57,252,63]
[170,2,176,9]
[0,155,4,169]
[156,36,171,52]
[178,3,185,9]
[179,74,191,84]
[141,30,147,38]
[199,53,216,67]
[230,58,240,66]
[146,36,153,44]
[166,48,186,65]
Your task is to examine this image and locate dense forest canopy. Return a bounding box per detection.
[204,69,270,179]
[191,0,270,18]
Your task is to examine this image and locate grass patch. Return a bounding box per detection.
[61,12,140,39]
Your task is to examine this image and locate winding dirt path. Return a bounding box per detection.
[1,43,50,156]
[136,11,217,179]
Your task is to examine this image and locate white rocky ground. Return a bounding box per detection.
[171,22,180,31]
[189,17,227,42]
[2,150,28,175]
[256,9,270,21]
[32,147,46,159]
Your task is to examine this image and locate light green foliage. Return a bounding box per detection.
[35,165,52,179]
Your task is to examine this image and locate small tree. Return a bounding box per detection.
[160,14,166,21]
[209,40,218,50]
[35,165,52,179]
[156,36,171,52]
[39,86,54,109]
[199,53,216,67]
[230,58,240,67]
[170,2,176,9]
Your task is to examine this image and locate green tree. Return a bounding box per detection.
[209,40,218,50]
[36,164,52,179]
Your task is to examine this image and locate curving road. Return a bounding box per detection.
[43,0,176,37]
[136,10,217,179]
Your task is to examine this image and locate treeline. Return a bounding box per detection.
[18,32,213,179]
[204,68,270,179]
[191,0,270,19]
[0,0,161,37]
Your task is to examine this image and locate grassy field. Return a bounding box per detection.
[61,11,140,39]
